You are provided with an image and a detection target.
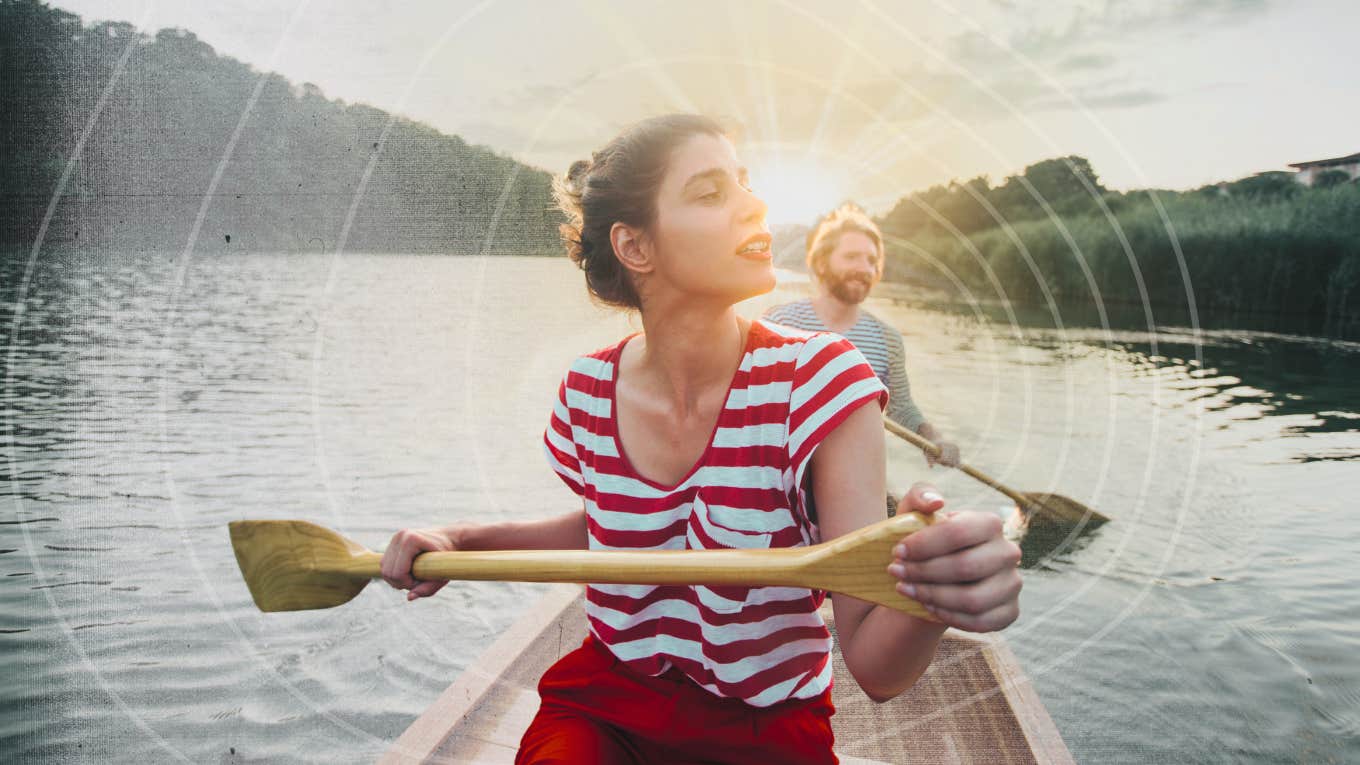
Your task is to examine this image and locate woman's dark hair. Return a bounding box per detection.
[553,113,728,310]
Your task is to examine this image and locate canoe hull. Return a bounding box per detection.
[381,584,1073,765]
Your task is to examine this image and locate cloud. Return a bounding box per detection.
[490,70,599,113]
[859,0,1273,124]
[1055,52,1116,72]
[1030,87,1166,111]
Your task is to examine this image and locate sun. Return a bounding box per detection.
[746,150,849,227]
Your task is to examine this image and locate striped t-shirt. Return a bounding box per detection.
[762,298,926,432]
[541,318,889,708]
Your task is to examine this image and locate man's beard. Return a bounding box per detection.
[822,270,873,304]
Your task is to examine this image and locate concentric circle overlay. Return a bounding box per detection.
[5,1,1204,759]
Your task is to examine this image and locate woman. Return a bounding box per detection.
[380,114,1022,765]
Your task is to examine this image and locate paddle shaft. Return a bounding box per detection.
[334,546,820,589]
[231,510,937,616]
[882,417,1029,507]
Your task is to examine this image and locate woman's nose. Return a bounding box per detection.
[740,186,768,224]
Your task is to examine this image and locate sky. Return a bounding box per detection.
[52,0,1360,225]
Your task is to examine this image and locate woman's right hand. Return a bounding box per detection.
[380,526,460,601]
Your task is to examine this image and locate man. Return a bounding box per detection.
[762,203,961,475]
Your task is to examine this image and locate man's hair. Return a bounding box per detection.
[805,202,885,279]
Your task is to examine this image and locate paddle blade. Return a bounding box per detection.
[229,520,374,612]
[802,512,938,621]
[1012,493,1107,568]
[1018,492,1109,526]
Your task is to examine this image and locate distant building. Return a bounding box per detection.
[1288,152,1360,186]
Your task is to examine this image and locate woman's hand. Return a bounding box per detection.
[886,483,1022,632]
[380,526,461,602]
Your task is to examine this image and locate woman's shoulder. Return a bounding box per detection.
[754,315,825,342]
[751,318,861,370]
[559,332,637,384]
[754,316,849,346]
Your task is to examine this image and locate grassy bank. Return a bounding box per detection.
[881,173,1360,338]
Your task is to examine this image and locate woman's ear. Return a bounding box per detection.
[610,222,654,277]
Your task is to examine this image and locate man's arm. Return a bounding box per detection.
[882,323,928,433]
[883,325,959,467]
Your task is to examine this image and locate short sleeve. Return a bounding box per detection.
[786,333,890,492]
[542,376,585,496]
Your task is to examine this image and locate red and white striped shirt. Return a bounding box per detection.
[542,318,889,707]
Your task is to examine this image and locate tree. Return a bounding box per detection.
[1223,171,1299,200]
[1314,169,1353,189]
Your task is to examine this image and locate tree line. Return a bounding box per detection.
[1,0,563,255]
[873,157,1360,337]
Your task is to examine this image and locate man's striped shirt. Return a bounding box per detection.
[541,318,888,707]
[763,298,926,432]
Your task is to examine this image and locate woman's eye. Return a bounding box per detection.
[700,191,722,201]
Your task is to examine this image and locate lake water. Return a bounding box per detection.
[3,250,1358,763]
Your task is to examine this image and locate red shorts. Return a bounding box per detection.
[515,633,838,765]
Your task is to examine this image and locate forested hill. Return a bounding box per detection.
[0,0,564,255]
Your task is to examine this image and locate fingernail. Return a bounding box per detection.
[888,563,905,579]
[923,491,943,503]
[899,583,917,599]
[893,544,906,559]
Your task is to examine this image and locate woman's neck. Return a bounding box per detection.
[629,304,748,414]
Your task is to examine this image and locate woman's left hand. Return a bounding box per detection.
[886,483,1023,632]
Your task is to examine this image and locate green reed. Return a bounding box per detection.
[885,182,1360,337]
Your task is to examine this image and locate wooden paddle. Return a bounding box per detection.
[228,512,939,620]
[882,417,1109,527]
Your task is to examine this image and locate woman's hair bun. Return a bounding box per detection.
[562,159,592,197]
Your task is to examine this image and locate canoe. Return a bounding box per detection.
[379,583,1074,765]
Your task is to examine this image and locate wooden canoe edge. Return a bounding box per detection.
[378,583,584,765]
[980,635,1076,765]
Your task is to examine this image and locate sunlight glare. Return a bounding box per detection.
[747,153,849,227]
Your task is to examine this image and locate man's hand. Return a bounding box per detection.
[887,483,1022,632]
[926,440,961,468]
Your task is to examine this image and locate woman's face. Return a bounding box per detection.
[643,132,774,306]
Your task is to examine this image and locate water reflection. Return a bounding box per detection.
[891,295,1360,463]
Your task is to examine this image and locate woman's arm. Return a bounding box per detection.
[453,507,589,552]
[809,402,1021,702]
[379,508,588,601]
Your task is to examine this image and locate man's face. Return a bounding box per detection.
[817,231,883,305]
